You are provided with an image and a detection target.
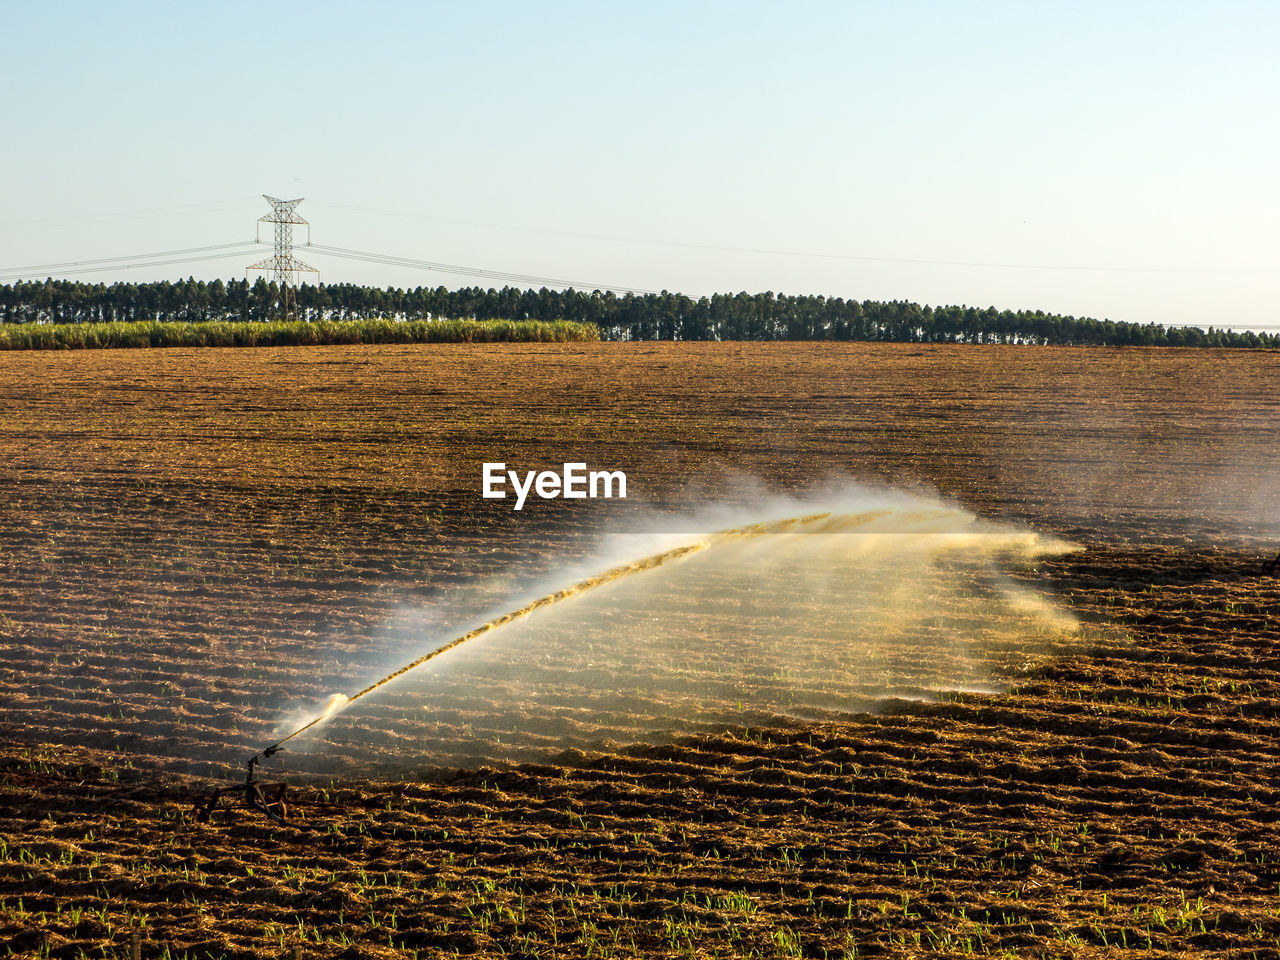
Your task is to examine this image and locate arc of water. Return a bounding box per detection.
[252,507,977,760]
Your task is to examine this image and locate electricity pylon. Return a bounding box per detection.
[248,196,318,322]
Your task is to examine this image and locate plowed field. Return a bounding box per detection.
[1,342,1279,959]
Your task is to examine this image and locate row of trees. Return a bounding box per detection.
[1,277,1274,348]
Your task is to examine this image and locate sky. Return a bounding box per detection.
[2,0,1278,330]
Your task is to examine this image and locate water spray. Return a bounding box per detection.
[204,503,1067,823]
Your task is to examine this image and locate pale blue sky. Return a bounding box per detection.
[3,1,1277,329]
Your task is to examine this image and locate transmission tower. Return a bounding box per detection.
[248,196,318,322]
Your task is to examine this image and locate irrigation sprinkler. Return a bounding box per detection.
[196,746,293,826]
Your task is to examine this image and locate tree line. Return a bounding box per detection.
[1,277,1273,348]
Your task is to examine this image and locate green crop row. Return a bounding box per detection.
[0,316,600,350]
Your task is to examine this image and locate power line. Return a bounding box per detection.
[5,197,1277,277]
[309,200,1280,277]
[0,235,659,296]
[306,242,660,294]
[0,242,262,278]
[0,247,263,282]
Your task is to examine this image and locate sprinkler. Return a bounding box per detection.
[196,746,294,826]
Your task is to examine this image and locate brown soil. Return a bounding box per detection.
[1,342,1279,959]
